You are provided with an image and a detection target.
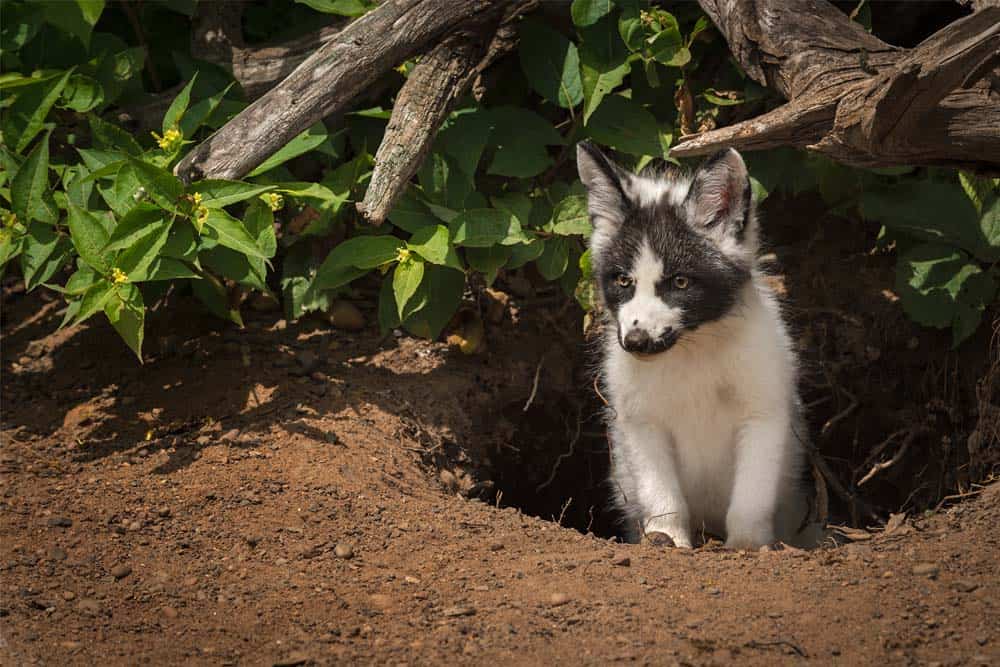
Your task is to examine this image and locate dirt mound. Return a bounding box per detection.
[1,191,998,664]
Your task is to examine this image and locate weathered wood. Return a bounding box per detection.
[672,1,1000,170]
[174,0,521,183]
[357,2,533,225]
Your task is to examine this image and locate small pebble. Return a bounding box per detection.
[157,507,171,518]
[47,517,72,528]
[549,592,571,607]
[334,543,354,559]
[442,606,475,618]
[951,580,978,593]
[62,591,76,601]
[612,555,630,567]
[111,564,132,580]
[912,562,940,578]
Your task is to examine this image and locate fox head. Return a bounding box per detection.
[577,142,759,357]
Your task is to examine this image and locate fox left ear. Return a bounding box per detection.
[684,148,752,240]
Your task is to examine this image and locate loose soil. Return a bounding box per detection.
[1,193,998,665]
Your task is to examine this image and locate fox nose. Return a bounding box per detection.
[623,329,652,353]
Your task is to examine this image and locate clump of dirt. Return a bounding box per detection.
[1,191,997,664]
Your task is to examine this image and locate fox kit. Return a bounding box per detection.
[577,141,820,550]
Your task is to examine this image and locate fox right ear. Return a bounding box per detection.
[577,141,630,227]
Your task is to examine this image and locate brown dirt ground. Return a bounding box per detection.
[2,193,998,666]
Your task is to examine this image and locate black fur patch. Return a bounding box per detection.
[596,190,750,334]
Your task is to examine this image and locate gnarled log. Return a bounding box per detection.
[357,3,532,225]
[672,1,1000,170]
[174,0,524,184]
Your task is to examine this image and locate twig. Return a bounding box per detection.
[523,357,544,412]
[857,428,923,486]
[933,487,987,512]
[820,387,858,439]
[121,1,163,92]
[745,639,808,658]
[536,406,582,492]
[556,496,573,526]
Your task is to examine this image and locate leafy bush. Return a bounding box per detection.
[0,0,996,360]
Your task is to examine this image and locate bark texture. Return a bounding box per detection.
[174,0,522,183]
[357,3,533,225]
[672,1,1000,170]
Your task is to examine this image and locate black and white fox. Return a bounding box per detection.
[577,141,822,549]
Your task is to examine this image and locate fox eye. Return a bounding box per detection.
[673,275,690,289]
[615,273,634,288]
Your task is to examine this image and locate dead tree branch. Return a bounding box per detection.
[673,1,1000,170]
[174,0,525,183]
[357,4,531,225]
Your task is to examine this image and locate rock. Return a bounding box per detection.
[644,532,675,547]
[220,429,240,443]
[439,469,458,493]
[912,562,940,578]
[612,555,631,567]
[157,507,171,518]
[328,301,365,331]
[48,547,67,561]
[127,521,142,532]
[549,592,571,607]
[334,543,354,559]
[47,516,72,528]
[951,580,979,593]
[273,651,311,666]
[162,605,178,619]
[111,564,132,580]
[442,605,476,618]
[245,535,261,547]
[296,350,319,373]
[489,542,504,552]
[62,591,76,601]
[76,598,101,615]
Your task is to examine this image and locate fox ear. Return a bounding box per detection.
[577,141,631,227]
[684,148,752,239]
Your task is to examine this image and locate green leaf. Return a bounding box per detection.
[146,257,200,281]
[126,156,185,212]
[647,14,689,67]
[116,216,171,281]
[518,18,583,109]
[202,209,269,260]
[466,245,511,286]
[507,238,545,269]
[63,264,98,296]
[191,180,276,208]
[401,265,465,340]
[248,123,328,177]
[40,0,104,49]
[71,279,115,327]
[393,256,425,319]
[202,247,268,291]
[161,219,199,262]
[388,188,440,233]
[861,180,990,261]
[487,107,565,179]
[537,237,570,280]
[3,69,72,154]
[550,195,592,236]
[959,172,998,215]
[572,0,615,27]
[104,283,145,361]
[979,195,1000,260]
[490,192,533,228]
[20,222,71,291]
[435,109,493,179]
[294,0,372,16]
[59,74,104,112]
[579,15,631,124]
[102,203,164,254]
[163,73,198,133]
[178,82,236,138]
[312,235,403,291]
[66,200,111,272]
[895,243,997,345]
[585,94,665,158]
[450,209,521,247]
[11,133,59,224]
[702,88,744,106]
[419,152,474,210]
[88,114,143,156]
[244,200,277,258]
[407,224,451,265]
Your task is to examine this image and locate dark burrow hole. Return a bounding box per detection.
[488,393,622,539]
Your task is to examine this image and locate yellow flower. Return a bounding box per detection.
[193,204,210,232]
[265,192,284,212]
[396,247,411,263]
[152,127,183,152]
[2,211,17,228]
[191,192,203,206]
[111,267,129,285]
